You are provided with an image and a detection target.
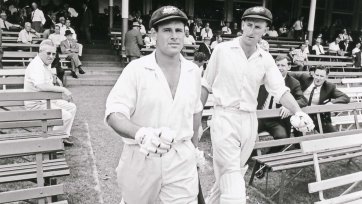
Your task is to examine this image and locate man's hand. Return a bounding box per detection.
[135,127,173,157]
[290,111,315,133]
[62,87,73,102]
[280,106,292,119]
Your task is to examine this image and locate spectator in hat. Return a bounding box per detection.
[125,21,143,62]
[184,26,196,45]
[0,11,21,31]
[18,22,40,44]
[60,30,85,78]
[60,19,77,40]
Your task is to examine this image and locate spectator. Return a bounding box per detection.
[24,39,75,146]
[312,38,325,55]
[278,23,288,37]
[42,10,55,39]
[339,38,352,55]
[328,36,343,55]
[231,22,239,34]
[221,22,231,34]
[266,25,278,37]
[289,44,308,71]
[339,28,353,42]
[258,39,269,52]
[48,25,66,48]
[31,2,46,33]
[138,18,146,36]
[352,42,361,57]
[18,22,40,44]
[304,39,312,54]
[197,37,211,60]
[125,21,143,62]
[290,66,350,133]
[192,52,207,75]
[354,49,362,69]
[293,16,304,40]
[210,34,222,50]
[184,26,196,45]
[56,16,66,31]
[193,18,202,40]
[61,19,77,40]
[80,3,93,43]
[144,28,156,48]
[0,11,21,31]
[60,30,85,78]
[200,22,213,39]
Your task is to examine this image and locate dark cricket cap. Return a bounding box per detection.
[241,6,272,23]
[149,6,188,28]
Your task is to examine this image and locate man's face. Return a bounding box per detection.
[156,20,185,56]
[66,34,73,40]
[32,3,37,9]
[185,30,189,37]
[25,23,31,31]
[241,19,267,46]
[39,46,56,66]
[65,20,71,27]
[276,58,290,78]
[60,18,65,24]
[336,38,340,44]
[55,26,60,34]
[313,69,328,86]
[226,22,230,27]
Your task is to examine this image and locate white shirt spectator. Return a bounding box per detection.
[184,35,195,45]
[0,18,16,30]
[352,48,360,57]
[222,26,231,34]
[17,29,39,44]
[202,37,289,111]
[293,20,303,31]
[60,26,77,40]
[329,42,340,52]
[24,55,53,93]
[56,23,66,31]
[31,8,46,24]
[266,30,278,37]
[68,7,78,17]
[144,36,156,47]
[201,28,213,39]
[49,33,66,47]
[312,44,325,55]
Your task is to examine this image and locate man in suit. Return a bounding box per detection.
[60,30,85,78]
[80,3,93,43]
[290,66,350,133]
[339,38,352,56]
[197,37,212,60]
[125,21,143,62]
[354,50,362,69]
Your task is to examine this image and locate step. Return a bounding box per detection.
[81,54,120,61]
[65,75,118,86]
[64,69,122,76]
[82,61,122,67]
[83,48,114,55]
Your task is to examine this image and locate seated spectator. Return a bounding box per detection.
[290,66,350,133]
[289,44,308,71]
[18,22,40,44]
[200,22,213,39]
[352,42,361,57]
[49,25,66,48]
[339,38,352,55]
[24,39,76,146]
[0,11,21,31]
[42,10,55,39]
[278,23,288,37]
[328,36,343,55]
[231,22,239,35]
[354,50,362,69]
[198,37,212,60]
[60,30,85,78]
[144,28,156,48]
[61,19,77,40]
[304,39,312,54]
[56,16,66,31]
[339,28,353,42]
[266,25,278,37]
[210,34,222,50]
[221,22,231,34]
[192,52,207,75]
[312,38,325,55]
[183,26,195,45]
[258,39,269,52]
[193,19,202,40]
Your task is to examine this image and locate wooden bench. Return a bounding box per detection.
[0,137,69,204]
[305,61,353,67]
[302,134,362,204]
[342,78,362,88]
[248,103,362,203]
[2,51,37,68]
[2,43,40,52]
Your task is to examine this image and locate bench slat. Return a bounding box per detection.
[0,163,68,177]
[0,119,63,129]
[309,171,362,193]
[0,77,24,85]
[0,169,70,183]
[315,191,362,204]
[0,109,61,122]
[0,158,66,172]
[0,137,63,156]
[0,184,64,203]
[0,92,63,101]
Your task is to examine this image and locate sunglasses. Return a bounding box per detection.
[46,52,56,56]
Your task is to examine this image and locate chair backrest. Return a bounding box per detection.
[0,91,62,107]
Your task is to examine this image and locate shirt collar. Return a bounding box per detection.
[230,37,263,57]
[35,55,51,69]
[144,51,193,72]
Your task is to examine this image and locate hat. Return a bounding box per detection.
[64,30,73,36]
[149,6,188,28]
[132,21,141,27]
[241,6,272,23]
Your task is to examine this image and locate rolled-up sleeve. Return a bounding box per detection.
[263,55,289,103]
[105,65,137,124]
[202,46,219,92]
[194,69,203,113]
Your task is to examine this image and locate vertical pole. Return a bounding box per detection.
[121,0,129,58]
[224,0,233,23]
[143,0,153,16]
[262,0,267,7]
[185,0,195,18]
[109,0,114,30]
[307,0,317,44]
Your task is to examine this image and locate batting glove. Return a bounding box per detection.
[290,111,315,133]
[135,127,172,156]
[157,127,176,145]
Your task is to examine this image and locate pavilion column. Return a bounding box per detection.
[143,0,152,15]
[185,0,195,18]
[352,0,361,31]
[224,0,233,23]
[262,0,268,7]
[109,0,113,29]
[121,0,129,57]
[307,0,317,44]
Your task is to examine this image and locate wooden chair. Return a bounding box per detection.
[0,137,69,204]
[302,134,362,204]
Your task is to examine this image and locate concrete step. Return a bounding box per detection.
[83,48,114,55]
[65,74,119,86]
[82,61,122,67]
[82,54,120,61]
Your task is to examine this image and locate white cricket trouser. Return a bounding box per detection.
[116,140,198,204]
[25,99,77,136]
[206,107,257,204]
